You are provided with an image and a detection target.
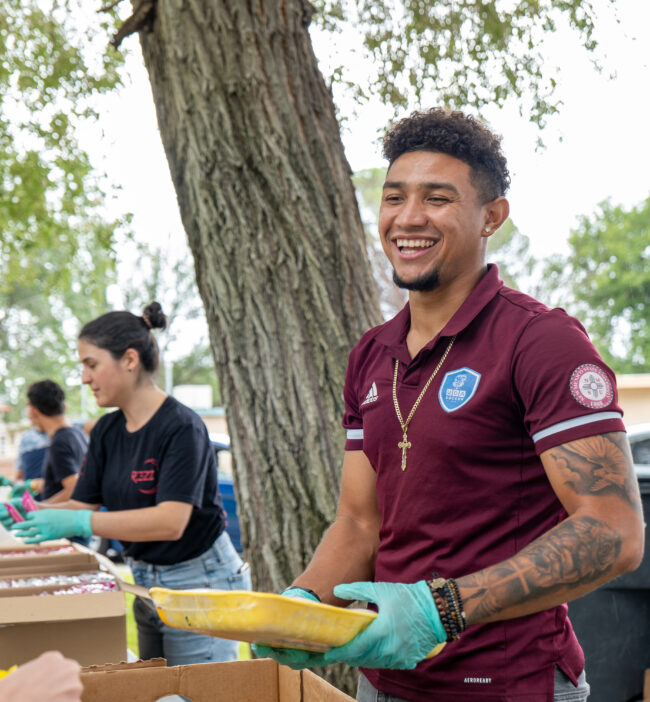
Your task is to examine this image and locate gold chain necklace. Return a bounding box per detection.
[392,335,456,471]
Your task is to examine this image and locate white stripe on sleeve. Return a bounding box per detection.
[532,411,623,443]
[346,429,364,441]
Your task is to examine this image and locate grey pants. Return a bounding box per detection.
[356,667,590,701]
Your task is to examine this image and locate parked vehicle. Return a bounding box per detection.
[568,422,650,702]
[628,422,650,472]
[90,433,243,559]
[210,434,244,553]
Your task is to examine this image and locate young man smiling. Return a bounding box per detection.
[256,108,644,701]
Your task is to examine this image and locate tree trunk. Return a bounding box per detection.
[135,0,382,691]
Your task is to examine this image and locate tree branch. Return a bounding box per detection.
[98,0,122,12]
[110,0,156,49]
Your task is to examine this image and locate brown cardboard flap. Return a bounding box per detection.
[0,539,71,552]
[82,659,278,702]
[82,658,167,673]
[0,541,96,572]
[278,664,302,702]
[80,658,355,702]
[302,669,355,701]
[0,589,125,624]
[0,615,126,668]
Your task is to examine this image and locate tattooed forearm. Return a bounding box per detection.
[547,432,641,511]
[458,515,621,624]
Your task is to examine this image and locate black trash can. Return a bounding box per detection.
[568,466,650,702]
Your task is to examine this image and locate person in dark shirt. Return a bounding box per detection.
[9,302,251,665]
[23,380,87,504]
[13,428,50,484]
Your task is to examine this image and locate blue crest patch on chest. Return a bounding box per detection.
[438,367,481,413]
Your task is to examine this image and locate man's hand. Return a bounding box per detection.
[0,500,26,529]
[251,587,328,668]
[0,651,82,701]
[252,644,329,669]
[282,586,320,603]
[10,510,92,543]
[323,581,446,669]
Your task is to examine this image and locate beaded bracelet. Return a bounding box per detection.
[426,573,466,642]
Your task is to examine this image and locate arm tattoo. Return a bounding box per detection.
[460,515,621,622]
[547,432,641,511]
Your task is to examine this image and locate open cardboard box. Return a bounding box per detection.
[81,657,354,702]
[0,540,127,667]
[0,539,98,575]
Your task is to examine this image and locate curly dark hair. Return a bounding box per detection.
[79,302,167,374]
[382,108,510,202]
[27,380,65,416]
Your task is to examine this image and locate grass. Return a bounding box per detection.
[116,564,251,661]
[116,566,139,657]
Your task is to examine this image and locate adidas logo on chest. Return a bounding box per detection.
[361,381,378,406]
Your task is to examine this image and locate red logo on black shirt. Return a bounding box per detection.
[131,458,159,494]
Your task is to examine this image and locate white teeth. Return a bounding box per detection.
[396,239,434,249]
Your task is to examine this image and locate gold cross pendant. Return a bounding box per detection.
[398,431,411,471]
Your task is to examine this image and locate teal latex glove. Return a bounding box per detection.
[0,499,27,529]
[322,581,446,670]
[252,586,328,668]
[10,480,38,499]
[252,644,329,669]
[282,586,320,603]
[10,509,92,543]
[0,475,13,488]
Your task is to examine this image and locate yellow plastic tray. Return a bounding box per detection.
[149,588,445,657]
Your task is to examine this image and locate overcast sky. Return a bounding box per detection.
[88,0,650,268]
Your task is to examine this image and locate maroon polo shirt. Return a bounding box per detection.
[342,265,624,701]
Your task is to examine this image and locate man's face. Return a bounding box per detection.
[378,151,492,292]
[26,403,44,432]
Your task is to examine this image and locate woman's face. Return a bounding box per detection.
[78,339,133,408]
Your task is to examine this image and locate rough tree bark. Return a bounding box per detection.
[133,0,382,679]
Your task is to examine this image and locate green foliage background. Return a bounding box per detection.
[2,0,647,426]
[0,0,125,419]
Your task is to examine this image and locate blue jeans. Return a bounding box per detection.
[127,530,252,666]
[356,667,590,701]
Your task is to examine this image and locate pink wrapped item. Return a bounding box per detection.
[0,546,75,558]
[4,504,23,523]
[21,491,38,513]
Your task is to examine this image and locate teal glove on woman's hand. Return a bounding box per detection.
[322,581,446,670]
[10,509,92,543]
[9,481,37,499]
[0,499,27,529]
[251,586,325,669]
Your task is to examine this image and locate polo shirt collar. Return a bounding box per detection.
[375,264,504,363]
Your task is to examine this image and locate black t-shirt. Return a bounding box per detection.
[41,426,88,501]
[72,396,225,565]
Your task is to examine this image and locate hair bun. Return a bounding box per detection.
[142,301,167,331]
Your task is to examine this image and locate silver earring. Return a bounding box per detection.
[484,227,491,233]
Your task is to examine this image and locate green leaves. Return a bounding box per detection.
[311,0,611,127]
[0,0,124,416]
[543,198,650,372]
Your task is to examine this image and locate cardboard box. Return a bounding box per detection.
[0,542,127,667]
[0,540,97,575]
[81,658,354,702]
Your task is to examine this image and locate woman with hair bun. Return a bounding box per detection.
[10,302,251,665]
